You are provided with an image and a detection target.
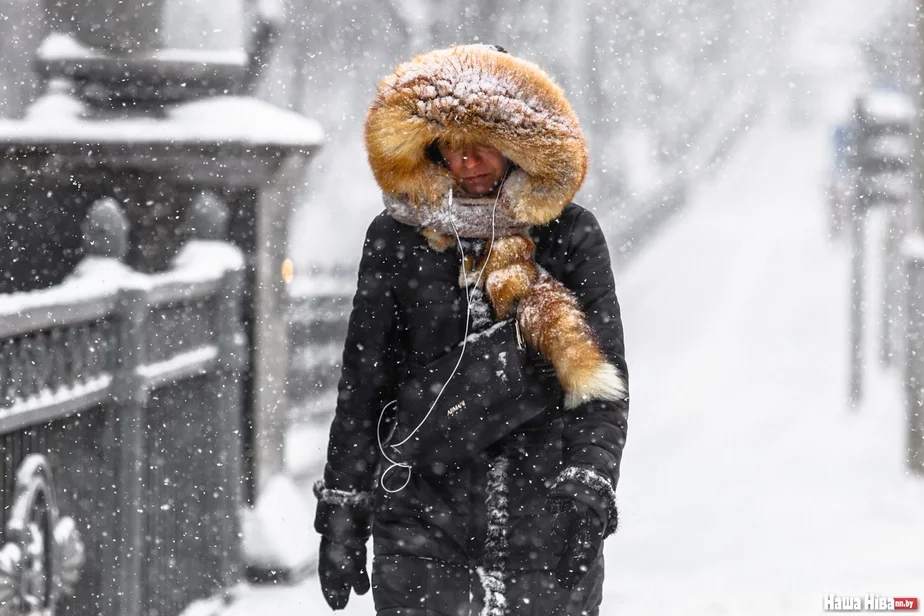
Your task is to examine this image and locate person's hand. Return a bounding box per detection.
[547,495,605,590]
[318,537,370,610]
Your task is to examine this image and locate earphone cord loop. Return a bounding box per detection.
[377,400,412,493]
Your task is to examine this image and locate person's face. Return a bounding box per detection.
[437,142,509,197]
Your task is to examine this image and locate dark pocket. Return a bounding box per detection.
[373,555,472,616]
[372,555,429,613]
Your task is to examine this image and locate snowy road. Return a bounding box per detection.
[602,103,924,614]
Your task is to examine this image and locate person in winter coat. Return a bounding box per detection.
[313,44,630,616]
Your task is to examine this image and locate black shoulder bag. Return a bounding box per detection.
[384,319,550,466]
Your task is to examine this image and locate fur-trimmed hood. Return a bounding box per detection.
[366,46,624,412]
[365,45,588,227]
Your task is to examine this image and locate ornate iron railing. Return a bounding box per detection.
[0,454,83,615]
[0,194,247,615]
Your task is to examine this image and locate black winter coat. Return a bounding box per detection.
[317,203,629,573]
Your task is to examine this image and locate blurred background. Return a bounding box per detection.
[0,0,922,614]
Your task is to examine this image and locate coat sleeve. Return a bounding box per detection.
[548,208,629,537]
[314,214,399,542]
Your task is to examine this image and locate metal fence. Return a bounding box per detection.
[0,195,247,615]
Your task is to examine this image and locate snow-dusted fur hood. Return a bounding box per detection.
[365,45,588,227]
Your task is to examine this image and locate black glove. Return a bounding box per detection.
[318,536,370,610]
[313,480,375,609]
[547,490,606,590]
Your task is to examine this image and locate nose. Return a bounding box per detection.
[461,147,481,168]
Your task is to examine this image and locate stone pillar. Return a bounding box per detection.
[1,0,324,511]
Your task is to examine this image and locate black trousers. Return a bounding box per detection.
[371,554,605,616]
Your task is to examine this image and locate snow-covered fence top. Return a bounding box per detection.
[0,195,248,615]
[0,202,245,435]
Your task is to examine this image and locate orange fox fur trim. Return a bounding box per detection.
[475,236,627,409]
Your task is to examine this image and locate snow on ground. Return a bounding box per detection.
[188,0,924,613]
[603,101,924,614]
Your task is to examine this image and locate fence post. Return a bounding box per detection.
[216,259,247,584]
[902,49,924,473]
[902,236,924,474]
[883,204,906,365]
[108,293,146,616]
[90,197,146,616]
[187,191,248,586]
[849,204,867,405]
[849,96,868,404]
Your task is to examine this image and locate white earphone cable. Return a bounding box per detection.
[377,172,507,492]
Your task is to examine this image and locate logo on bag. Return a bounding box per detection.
[447,400,467,416]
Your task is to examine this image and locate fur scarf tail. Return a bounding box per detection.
[476,235,627,409]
